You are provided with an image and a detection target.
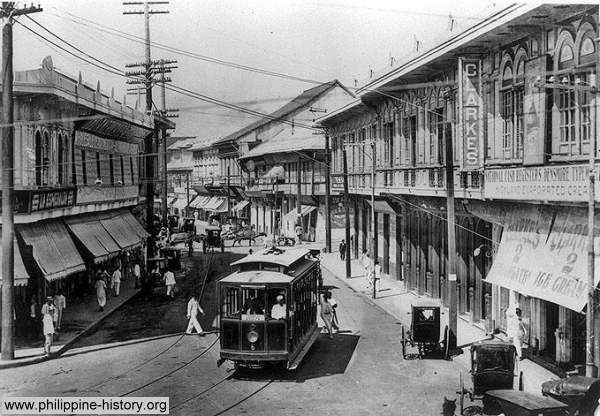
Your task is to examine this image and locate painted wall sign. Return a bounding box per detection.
[522,55,547,166]
[484,164,600,202]
[0,187,77,214]
[459,57,483,171]
[484,206,600,312]
[75,131,138,155]
[331,174,344,189]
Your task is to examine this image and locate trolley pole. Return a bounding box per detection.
[342,146,351,278]
[324,133,332,253]
[1,2,42,361]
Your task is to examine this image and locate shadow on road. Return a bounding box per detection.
[230,333,360,383]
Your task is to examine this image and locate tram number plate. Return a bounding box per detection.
[242,315,264,321]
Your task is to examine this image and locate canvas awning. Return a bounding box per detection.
[284,205,317,221]
[232,200,250,212]
[119,210,150,240]
[0,233,30,287]
[484,206,600,312]
[204,196,225,211]
[65,214,121,264]
[208,198,228,213]
[99,211,144,250]
[367,200,399,215]
[172,198,190,210]
[190,195,211,209]
[18,220,86,282]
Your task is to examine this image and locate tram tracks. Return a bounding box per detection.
[80,251,217,394]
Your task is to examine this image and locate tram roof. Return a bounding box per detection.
[231,247,311,268]
[220,270,294,285]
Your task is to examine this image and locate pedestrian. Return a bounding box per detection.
[329,293,340,332]
[339,239,346,261]
[361,249,370,275]
[320,292,334,340]
[164,267,176,298]
[53,291,66,331]
[248,248,253,256]
[95,277,107,312]
[506,305,527,360]
[28,296,39,340]
[295,223,303,245]
[99,268,110,299]
[41,296,55,356]
[374,260,381,292]
[111,267,122,297]
[133,261,141,289]
[186,294,204,335]
[188,238,194,257]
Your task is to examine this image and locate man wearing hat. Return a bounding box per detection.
[270,294,286,320]
[41,297,56,356]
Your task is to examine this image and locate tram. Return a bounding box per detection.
[217,247,321,369]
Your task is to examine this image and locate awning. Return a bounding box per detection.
[99,211,144,250]
[263,165,285,179]
[368,200,399,215]
[168,197,177,205]
[65,214,121,264]
[204,196,225,211]
[284,205,317,221]
[484,206,600,312]
[0,233,30,287]
[18,220,86,282]
[232,200,250,212]
[208,198,228,213]
[245,190,266,198]
[119,210,150,239]
[190,195,211,209]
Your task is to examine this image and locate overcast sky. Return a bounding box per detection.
[14,0,512,138]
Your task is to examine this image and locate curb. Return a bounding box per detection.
[0,289,140,370]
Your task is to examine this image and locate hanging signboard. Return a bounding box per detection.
[484,206,600,312]
[458,57,483,171]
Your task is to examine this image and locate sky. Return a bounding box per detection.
[12,0,513,139]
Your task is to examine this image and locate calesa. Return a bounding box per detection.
[218,247,321,370]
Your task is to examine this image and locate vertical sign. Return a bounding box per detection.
[459,57,482,170]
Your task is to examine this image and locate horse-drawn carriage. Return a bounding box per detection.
[400,301,448,359]
[231,228,267,246]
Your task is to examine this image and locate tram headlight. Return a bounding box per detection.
[247,330,259,344]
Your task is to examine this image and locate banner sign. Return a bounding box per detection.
[485,206,600,311]
[75,131,138,155]
[484,164,600,202]
[331,174,344,189]
[0,187,77,214]
[458,57,483,171]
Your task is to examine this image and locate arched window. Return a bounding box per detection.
[499,53,524,160]
[35,131,42,185]
[558,43,574,70]
[579,34,595,65]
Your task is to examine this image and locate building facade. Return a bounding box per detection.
[319,3,600,371]
[0,57,165,333]
[217,80,354,239]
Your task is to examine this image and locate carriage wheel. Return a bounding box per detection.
[459,372,465,415]
[401,325,406,358]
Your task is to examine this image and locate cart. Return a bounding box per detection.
[542,375,600,415]
[200,225,224,253]
[485,389,569,416]
[400,301,448,359]
[457,340,519,415]
[181,217,196,233]
[159,246,182,271]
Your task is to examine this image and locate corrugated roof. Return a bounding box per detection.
[240,134,323,160]
[189,136,222,151]
[167,137,198,151]
[214,80,344,146]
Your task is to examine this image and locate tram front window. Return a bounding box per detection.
[268,289,287,320]
[241,288,265,321]
[222,287,240,318]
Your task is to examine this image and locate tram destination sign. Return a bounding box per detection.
[484,163,600,202]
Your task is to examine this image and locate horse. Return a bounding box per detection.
[232,230,267,246]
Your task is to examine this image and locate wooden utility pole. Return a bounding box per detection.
[123,1,170,260]
[1,2,42,361]
[324,134,332,253]
[586,86,596,377]
[445,110,458,355]
[227,166,231,217]
[297,156,302,233]
[342,147,351,278]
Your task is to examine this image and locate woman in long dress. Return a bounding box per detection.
[95,277,107,312]
[41,298,55,357]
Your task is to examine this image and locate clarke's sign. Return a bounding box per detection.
[459,57,482,171]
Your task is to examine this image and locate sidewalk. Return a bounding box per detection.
[320,252,559,394]
[0,278,140,369]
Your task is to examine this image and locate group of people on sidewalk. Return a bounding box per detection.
[28,293,67,356]
[339,239,381,291]
[94,249,144,312]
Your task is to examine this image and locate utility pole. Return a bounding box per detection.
[186,172,190,217]
[227,166,231,217]
[1,2,42,361]
[324,133,332,253]
[342,147,351,278]
[123,1,171,260]
[297,156,302,236]
[444,93,458,355]
[370,138,376,299]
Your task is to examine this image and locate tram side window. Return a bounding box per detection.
[241,288,265,320]
[267,288,287,320]
[222,287,240,319]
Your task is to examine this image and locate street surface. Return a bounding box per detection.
[0,246,468,415]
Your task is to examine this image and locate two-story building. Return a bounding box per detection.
[319,3,600,371]
[0,57,170,332]
[219,80,353,240]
